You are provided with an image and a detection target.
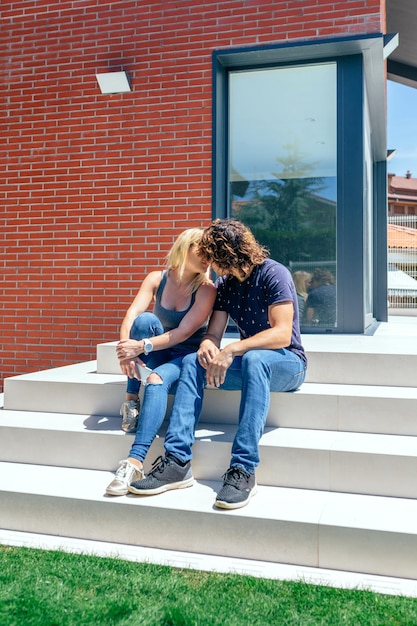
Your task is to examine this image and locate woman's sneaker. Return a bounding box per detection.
[214,466,257,510]
[106,460,144,496]
[120,399,140,433]
[128,454,193,495]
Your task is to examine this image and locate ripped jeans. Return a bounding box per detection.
[125,312,194,462]
[164,348,307,474]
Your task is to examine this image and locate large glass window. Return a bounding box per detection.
[228,63,337,329]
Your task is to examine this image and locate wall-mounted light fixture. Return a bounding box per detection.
[95,71,132,94]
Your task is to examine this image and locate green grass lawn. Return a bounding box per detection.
[1,545,417,625]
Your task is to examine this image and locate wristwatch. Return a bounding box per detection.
[143,338,154,355]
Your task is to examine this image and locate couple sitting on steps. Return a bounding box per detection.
[106,218,307,510]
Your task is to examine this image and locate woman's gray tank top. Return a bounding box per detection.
[153,271,207,350]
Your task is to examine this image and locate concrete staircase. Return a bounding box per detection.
[1,316,417,589]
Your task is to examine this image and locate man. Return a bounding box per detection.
[304,268,336,326]
[129,219,307,509]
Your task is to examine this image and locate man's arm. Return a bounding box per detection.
[224,301,293,357]
[205,302,294,387]
[197,310,228,369]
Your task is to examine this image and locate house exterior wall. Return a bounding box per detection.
[0,1,385,389]
[388,172,417,215]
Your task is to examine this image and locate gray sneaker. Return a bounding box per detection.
[106,459,144,496]
[128,454,193,495]
[214,466,257,510]
[120,399,140,433]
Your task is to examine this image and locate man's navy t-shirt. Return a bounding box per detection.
[305,283,336,326]
[214,259,306,364]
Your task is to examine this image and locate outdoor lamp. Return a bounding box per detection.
[95,71,132,94]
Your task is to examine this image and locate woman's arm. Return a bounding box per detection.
[117,271,162,374]
[196,310,229,369]
[304,305,314,324]
[146,282,217,351]
[119,271,162,341]
[117,281,217,361]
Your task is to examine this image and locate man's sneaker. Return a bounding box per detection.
[214,466,257,510]
[120,399,140,433]
[128,454,193,495]
[106,460,144,496]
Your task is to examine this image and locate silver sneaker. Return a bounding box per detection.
[106,459,144,496]
[120,399,140,433]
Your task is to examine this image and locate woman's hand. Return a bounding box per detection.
[119,357,148,379]
[117,338,143,379]
[197,338,219,370]
[116,339,142,361]
[119,358,137,379]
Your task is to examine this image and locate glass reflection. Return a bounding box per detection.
[229,63,337,329]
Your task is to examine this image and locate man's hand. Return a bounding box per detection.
[205,348,233,388]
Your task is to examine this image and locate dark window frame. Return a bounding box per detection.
[212,34,390,333]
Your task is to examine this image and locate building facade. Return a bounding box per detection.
[387,171,417,307]
[1,1,390,389]
[388,171,417,216]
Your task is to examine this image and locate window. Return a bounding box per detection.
[228,63,337,328]
[213,35,390,332]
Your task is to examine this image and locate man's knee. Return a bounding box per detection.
[241,350,265,372]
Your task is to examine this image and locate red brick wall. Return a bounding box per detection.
[0,1,384,389]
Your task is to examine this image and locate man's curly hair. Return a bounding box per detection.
[311,268,335,286]
[197,219,269,279]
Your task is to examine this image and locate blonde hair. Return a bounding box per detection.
[292,270,311,298]
[166,228,210,294]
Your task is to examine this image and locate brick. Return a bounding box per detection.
[0,0,384,389]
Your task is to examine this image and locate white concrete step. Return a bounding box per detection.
[4,361,417,435]
[3,361,125,417]
[301,333,417,387]
[2,410,417,499]
[97,326,417,387]
[1,461,417,579]
[2,317,417,584]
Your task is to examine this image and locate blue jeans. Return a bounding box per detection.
[125,312,166,395]
[164,349,307,474]
[126,312,193,462]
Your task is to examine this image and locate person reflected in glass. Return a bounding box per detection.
[304,268,336,326]
[292,270,312,323]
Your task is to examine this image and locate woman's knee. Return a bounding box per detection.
[182,352,198,367]
[147,372,163,385]
[129,312,162,339]
[179,352,201,378]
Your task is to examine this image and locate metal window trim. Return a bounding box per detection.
[212,34,391,333]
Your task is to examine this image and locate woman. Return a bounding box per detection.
[106,228,216,496]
